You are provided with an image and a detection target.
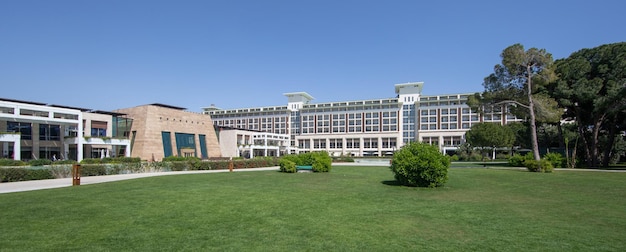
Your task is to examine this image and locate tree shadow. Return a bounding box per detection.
[381,180,402,186]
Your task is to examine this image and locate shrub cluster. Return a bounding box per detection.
[508,152,565,172]
[390,142,450,188]
[279,151,332,173]
[524,159,554,173]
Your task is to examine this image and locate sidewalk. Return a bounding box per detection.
[0,167,279,194]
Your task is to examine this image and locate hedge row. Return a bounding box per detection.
[0,157,281,183]
[0,168,54,182]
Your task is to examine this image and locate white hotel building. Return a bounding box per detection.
[204,82,520,157]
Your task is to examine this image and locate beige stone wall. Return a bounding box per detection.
[115,105,222,161]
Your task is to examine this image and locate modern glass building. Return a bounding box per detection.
[203,82,521,157]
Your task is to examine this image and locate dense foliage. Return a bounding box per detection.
[552,42,626,167]
[279,159,296,173]
[390,142,450,187]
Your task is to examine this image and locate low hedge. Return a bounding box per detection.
[0,159,26,167]
[0,168,54,182]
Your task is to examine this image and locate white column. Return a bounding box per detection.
[13,138,21,160]
[77,116,84,162]
[439,135,444,153]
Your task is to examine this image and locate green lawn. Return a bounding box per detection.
[1,166,625,251]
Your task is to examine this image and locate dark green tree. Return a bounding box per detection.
[552,42,626,167]
[465,122,515,159]
[478,44,561,166]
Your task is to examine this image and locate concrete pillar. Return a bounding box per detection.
[14,139,20,160]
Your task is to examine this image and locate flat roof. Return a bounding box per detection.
[283,92,315,100]
[150,103,187,110]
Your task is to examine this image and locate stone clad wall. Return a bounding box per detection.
[115,105,222,161]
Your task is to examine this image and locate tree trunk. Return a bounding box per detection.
[527,66,541,162]
[601,121,617,167]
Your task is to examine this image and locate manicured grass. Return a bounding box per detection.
[1,166,625,251]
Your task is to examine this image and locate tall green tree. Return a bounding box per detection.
[479,44,559,164]
[552,42,626,167]
[465,122,514,159]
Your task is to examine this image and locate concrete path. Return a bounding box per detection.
[0,167,279,194]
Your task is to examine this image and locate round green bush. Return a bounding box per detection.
[390,142,450,188]
[311,151,332,173]
[279,159,296,173]
[524,159,554,173]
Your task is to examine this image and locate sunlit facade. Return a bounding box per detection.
[203,82,521,156]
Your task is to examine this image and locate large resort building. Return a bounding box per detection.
[2,82,521,161]
[204,82,522,157]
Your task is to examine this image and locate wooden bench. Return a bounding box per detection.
[296,165,313,172]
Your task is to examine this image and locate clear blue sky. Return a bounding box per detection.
[1,0,625,112]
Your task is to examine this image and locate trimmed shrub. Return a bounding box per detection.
[163,156,201,162]
[543,153,565,168]
[0,168,53,182]
[54,159,78,165]
[81,164,107,176]
[390,142,450,188]
[311,151,332,172]
[0,159,26,167]
[170,161,189,171]
[524,159,554,173]
[24,168,54,180]
[279,159,296,173]
[278,151,332,173]
[29,159,52,166]
[509,152,534,167]
[0,168,28,182]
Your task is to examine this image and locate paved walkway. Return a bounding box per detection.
[0,167,279,194]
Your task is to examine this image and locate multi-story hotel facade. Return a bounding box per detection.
[204,82,521,157]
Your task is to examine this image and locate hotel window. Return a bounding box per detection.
[450,108,457,114]
[301,115,315,134]
[363,138,378,149]
[365,113,380,132]
[329,138,342,149]
[332,114,346,133]
[313,139,326,149]
[316,115,330,133]
[7,121,32,140]
[348,113,362,133]
[91,121,107,137]
[39,124,61,141]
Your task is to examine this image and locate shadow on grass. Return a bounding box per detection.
[381,180,403,186]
